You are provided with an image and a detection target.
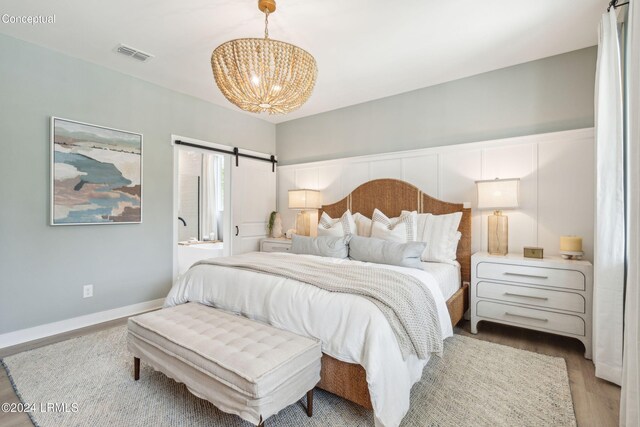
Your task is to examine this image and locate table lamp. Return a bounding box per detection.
[288,189,322,237]
[476,178,520,256]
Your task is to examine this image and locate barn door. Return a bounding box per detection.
[230,157,276,254]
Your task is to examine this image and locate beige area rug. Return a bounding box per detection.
[2,326,576,427]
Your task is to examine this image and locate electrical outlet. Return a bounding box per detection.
[83,284,93,298]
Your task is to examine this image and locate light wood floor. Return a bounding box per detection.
[0,318,620,427]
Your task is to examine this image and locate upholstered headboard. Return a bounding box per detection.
[320,179,472,284]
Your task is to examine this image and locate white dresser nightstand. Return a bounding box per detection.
[260,237,292,253]
[471,252,593,359]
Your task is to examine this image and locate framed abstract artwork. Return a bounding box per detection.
[50,117,143,225]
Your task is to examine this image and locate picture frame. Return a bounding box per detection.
[50,117,143,225]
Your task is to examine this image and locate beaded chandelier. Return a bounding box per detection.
[211,0,318,115]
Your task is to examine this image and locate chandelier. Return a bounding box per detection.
[211,0,318,115]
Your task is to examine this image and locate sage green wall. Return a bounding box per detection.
[276,46,597,165]
[0,34,596,335]
[0,34,275,334]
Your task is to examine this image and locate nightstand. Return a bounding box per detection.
[470,252,593,359]
[260,237,292,253]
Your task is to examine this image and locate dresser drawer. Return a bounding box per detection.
[261,242,291,253]
[476,262,585,291]
[476,301,585,336]
[476,281,585,313]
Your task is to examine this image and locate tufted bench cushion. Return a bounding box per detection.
[127,302,321,425]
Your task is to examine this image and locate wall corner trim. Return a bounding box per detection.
[0,298,165,350]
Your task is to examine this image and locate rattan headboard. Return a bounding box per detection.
[320,179,472,284]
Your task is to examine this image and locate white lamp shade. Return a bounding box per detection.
[476,178,520,210]
[288,189,322,209]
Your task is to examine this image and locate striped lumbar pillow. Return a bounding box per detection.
[370,209,417,243]
[317,210,356,237]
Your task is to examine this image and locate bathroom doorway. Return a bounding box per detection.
[177,149,224,243]
[173,136,231,277]
[172,135,276,279]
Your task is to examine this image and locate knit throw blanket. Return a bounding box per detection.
[194,253,443,359]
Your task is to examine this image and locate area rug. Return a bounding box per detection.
[2,326,576,426]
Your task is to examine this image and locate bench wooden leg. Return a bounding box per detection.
[306,389,313,417]
[134,357,140,381]
[257,415,264,427]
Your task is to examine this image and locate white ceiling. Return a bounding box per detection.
[0,0,605,124]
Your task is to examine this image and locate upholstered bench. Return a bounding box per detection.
[127,303,321,426]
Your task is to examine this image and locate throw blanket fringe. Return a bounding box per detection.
[194,253,443,359]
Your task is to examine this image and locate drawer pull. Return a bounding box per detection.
[504,272,548,280]
[504,312,549,322]
[503,292,549,301]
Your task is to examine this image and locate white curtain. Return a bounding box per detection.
[621,1,640,424]
[594,9,625,386]
[201,154,219,241]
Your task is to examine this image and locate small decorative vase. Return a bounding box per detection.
[272,213,283,238]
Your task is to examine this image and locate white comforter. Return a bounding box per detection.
[164,253,454,427]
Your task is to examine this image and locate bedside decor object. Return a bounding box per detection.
[476,178,520,256]
[288,189,322,237]
[471,252,593,359]
[560,235,584,259]
[268,211,276,236]
[51,117,142,225]
[523,247,544,259]
[211,0,317,114]
[272,213,283,238]
[268,211,283,238]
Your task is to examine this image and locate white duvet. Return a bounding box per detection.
[164,253,454,427]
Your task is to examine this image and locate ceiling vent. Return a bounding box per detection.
[115,44,153,62]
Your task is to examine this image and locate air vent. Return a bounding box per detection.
[115,44,153,62]
[131,51,151,61]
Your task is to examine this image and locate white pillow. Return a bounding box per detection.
[317,210,357,237]
[443,231,462,263]
[412,211,462,263]
[353,212,372,237]
[370,209,417,243]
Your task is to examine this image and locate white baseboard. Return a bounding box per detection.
[0,298,165,350]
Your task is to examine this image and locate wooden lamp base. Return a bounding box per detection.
[488,210,508,255]
[295,211,318,237]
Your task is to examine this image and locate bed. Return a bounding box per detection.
[165,179,471,427]
[316,179,471,410]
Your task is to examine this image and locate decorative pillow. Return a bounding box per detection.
[407,211,428,241]
[317,210,357,237]
[443,231,462,262]
[410,211,462,264]
[348,235,425,270]
[353,212,372,237]
[291,235,350,259]
[370,209,417,243]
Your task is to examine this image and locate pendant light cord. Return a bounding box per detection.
[264,9,270,39]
